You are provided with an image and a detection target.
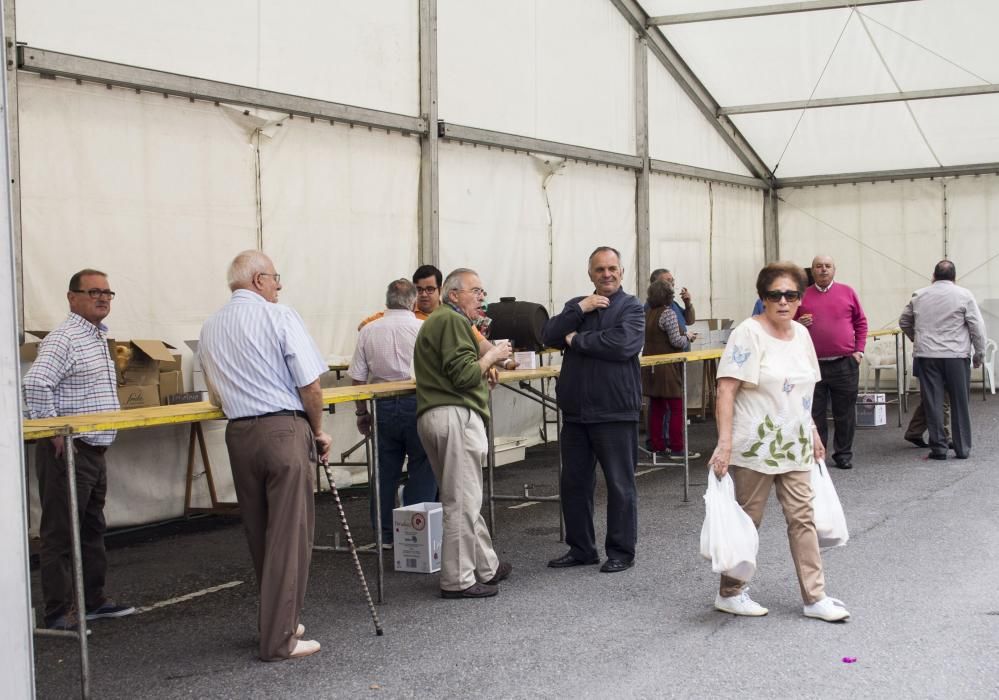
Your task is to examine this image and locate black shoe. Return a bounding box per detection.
[600,559,634,573]
[904,436,928,448]
[928,452,947,461]
[954,453,969,459]
[833,462,853,470]
[948,442,956,451]
[482,561,513,586]
[440,582,498,599]
[547,552,599,568]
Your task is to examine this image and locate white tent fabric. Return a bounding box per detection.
[647,47,752,175]
[779,179,945,331]
[18,75,258,337]
[438,0,636,154]
[16,1,419,115]
[258,118,421,360]
[642,0,999,176]
[649,174,764,320]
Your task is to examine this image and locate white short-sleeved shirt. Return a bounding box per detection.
[717,318,821,473]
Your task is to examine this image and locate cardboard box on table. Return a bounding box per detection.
[393,502,443,573]
[111,339,177,409]
[856,392,887,427]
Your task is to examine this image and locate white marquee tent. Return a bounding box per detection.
[3,1,998,693]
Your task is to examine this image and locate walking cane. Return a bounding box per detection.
[320,460,384,636]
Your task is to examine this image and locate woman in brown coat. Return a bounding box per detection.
[642,280,698,459]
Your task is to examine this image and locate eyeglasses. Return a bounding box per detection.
[763,289,801,302]
[415,286,438,295]
[71,288,116,300]
[258,272,281,284]
[458,287,487,298]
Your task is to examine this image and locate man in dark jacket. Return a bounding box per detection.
[543,246,645,573]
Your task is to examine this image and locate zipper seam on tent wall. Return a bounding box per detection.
[254,129,263,249]
[942,180,949,259]
[708,182,714,318]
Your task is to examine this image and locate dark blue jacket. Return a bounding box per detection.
[542,288,645,424]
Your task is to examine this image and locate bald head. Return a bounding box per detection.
[811,255,835,288]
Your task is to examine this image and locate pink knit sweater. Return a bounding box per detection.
[796,283,868,359]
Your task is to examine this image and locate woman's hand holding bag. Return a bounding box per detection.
[700,472,758,581]
[811,459,849,548]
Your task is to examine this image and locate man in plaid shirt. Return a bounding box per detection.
[24,268,134,630]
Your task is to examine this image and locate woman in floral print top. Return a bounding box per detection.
[705,261,851,623]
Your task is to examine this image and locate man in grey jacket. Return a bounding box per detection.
[899,260,986,460]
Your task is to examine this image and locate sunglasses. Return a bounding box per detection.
[763,289,801,302]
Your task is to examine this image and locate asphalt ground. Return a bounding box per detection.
[31,398,999,699]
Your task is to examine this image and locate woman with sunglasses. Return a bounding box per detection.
[707,261,851,623]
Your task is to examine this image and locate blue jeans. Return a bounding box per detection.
[372,395,438,542]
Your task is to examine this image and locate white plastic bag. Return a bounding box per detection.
[700,472,758,581]
[811,459,849,548]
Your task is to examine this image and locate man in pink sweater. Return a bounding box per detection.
[796,255,868,470]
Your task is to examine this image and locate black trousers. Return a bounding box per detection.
[918,357,972,458]
[560,421,638,563]
[36,439,109,625]
[812,357,860,466]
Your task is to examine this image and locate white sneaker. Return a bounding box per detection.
[803,596,850,622]
[714,590,769,616]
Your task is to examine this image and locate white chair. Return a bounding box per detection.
[983,339,996,395]
[864,339,897,393]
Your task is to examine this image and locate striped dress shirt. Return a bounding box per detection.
[348,309,422,384]
[198,289,327,419]
[23,312,120,446]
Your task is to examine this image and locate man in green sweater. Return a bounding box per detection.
[415,267,513,599]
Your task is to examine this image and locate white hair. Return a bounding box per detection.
[442,268,476,301]
[227,250,272,291]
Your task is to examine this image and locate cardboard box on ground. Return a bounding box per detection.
[856,392,887,427]
[393,503,443,573]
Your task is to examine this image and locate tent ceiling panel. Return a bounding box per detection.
[16,1,419,115]
[908,94,999,167]
[437,0,635,154]
[637,0,999,176]
[731,102,939,177]
[647,47,752,176]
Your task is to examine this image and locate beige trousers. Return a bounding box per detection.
[417,406,499,591]
[720,466,825,605]
[906,394,952,441]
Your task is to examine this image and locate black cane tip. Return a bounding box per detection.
[376,628,384,636]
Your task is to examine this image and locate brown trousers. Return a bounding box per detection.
[225,415,316,661]
[36,439,109,624]
[720,466,826,605]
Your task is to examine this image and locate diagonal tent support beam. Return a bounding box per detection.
[609,0,775,186]
[720,83,999,115]
[648,0,920,26]
[776,162,999,188]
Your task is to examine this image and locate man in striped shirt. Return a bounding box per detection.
[24,268,135,630]
[199,250,332,661]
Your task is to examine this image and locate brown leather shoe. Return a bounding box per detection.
[440,582,498,599]
[482,562,512,586]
